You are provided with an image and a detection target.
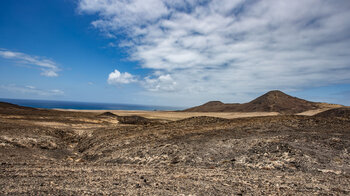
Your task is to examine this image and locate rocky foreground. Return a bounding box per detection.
[0,102,350,195]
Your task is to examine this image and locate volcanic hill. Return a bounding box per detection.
[184,90,333,114]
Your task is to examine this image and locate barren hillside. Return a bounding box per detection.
[1,102,350,195]
[184,90,340,114]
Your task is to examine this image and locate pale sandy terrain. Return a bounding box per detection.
[56,109,280,121]
[56,105,342,121]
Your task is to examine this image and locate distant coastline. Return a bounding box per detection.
[0,98,183,111]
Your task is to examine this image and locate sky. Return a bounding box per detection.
[0,0,350,107]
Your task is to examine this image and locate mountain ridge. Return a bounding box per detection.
[184,90,337,114]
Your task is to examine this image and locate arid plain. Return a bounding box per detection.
[1,91,350,195]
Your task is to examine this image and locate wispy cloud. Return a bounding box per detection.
[0,49,60,77]
[0,84,64,96]
[79,0,350,105]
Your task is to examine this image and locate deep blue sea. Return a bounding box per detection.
[0,98,183,111]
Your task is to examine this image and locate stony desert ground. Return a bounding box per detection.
[1,102,350,195]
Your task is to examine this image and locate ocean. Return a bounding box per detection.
[0,98,183,111]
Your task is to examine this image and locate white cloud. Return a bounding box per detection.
[0,49,60,77]
[50,89,64,95]
[0,84,64,96]
[143,74,177,92]
[107,69,137,84]
[79,0,350,105]
[41,70,58,77]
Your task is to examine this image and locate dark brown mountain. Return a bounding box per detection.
[183,101,240,112]
[184,90,322,114]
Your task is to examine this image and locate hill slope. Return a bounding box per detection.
[315,107,350,118]
[0,102,35,110]
[184,90,323,114]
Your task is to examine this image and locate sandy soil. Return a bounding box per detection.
[57,102,342,120]
[57,109,280,121]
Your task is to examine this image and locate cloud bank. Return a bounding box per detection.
[0,84,64,96]
[79,0,350,104]
[0,49,59,77]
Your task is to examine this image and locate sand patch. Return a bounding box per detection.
[57,110,280,121]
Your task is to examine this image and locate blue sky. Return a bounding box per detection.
[0,0,350,107]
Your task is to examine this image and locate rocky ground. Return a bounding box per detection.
[1,103,350,195]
